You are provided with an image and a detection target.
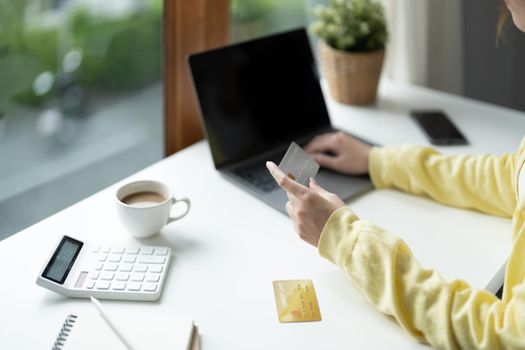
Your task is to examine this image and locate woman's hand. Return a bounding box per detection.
[266,161,345,247]
[304,132,371,175]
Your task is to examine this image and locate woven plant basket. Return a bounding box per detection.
[319,41,385,105]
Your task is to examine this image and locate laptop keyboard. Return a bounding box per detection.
[234,161,279,192]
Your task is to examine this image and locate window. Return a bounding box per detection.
[231,0,315,43]
[0,0,163,239]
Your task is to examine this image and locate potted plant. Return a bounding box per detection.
[311,0,388,105]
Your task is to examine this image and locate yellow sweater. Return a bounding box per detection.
[318,138,525,349]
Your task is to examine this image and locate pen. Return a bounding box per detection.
[90,296,135,350]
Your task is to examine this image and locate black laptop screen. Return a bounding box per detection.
[189,28,332,168]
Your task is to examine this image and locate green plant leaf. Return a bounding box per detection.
[310,0,388,52]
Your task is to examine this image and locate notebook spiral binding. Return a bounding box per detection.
[52,314,78,350]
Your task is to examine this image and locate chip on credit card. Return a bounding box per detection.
[278,142,320,186]
[272,279,322,323]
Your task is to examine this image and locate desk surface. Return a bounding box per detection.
[1,80,524,349]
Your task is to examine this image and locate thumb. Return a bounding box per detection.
[309,178,327,193]
[310,178,338,199]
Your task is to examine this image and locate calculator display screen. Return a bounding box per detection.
[42,236,83,284]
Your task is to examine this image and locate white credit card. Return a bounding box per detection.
[278,142,320,186]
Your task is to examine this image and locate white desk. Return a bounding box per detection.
[1,80,524,349]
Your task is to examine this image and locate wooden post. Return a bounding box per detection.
[163,0,230,156]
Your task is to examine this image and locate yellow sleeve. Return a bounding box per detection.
[369,146,518,217]
[318,207,525,349]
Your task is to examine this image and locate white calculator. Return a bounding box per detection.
[36,235,171,301]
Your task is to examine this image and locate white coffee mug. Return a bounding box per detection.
[116,180,191,238]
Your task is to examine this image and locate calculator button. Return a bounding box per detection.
[104,263,118,272]
[102,247,111,254]
[125,247,140,255]
[94,263,103,271]
[98,254,108,262]
[90,272,100,280]
[140,247,154,255]
[134,265,148,273]
[146,274,160,283]
[123,255,137,263]
[149,265,163,273]
[111,282,126,291]
[143,283,157,292]
[85,280,95,289]
[108,255,122,263]
[131,273,145,282]
[100,272,115,281]
[111,247,125,254]
[138,256,165,264]
[119,264,133,272]
[95,281,111,290]
[115,273,130,281]
[91,246,101,253]
[127,282,142,291]
[154,247,169,256]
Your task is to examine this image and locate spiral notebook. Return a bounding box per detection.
[52,311,198,350]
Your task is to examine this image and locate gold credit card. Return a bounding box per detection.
[272,279,321,323]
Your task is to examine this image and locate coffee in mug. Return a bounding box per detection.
[116,180,191,238]
[121,192,167,207]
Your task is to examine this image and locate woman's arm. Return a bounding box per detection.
[369,146,518,217]
[319,207,525,349]
[305,133,519,218]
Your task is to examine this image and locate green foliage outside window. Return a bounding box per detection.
[0,0,162,111]
[231,0,306,43]
[231,0,274,23]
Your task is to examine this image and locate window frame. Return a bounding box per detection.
[163,0,230,156]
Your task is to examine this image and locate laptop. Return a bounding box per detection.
[188,28,373,214]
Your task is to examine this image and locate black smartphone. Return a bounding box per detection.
[410,110,468,145]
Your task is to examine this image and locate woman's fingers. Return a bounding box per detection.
[304,133,337,154]
[282,177,345,248]
[310,152,340,170]
[266,161,308,196]
[285,200,294,218]
[309,177,323,191]
[310,178,345,205]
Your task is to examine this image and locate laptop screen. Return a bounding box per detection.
[189,28,332,168]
